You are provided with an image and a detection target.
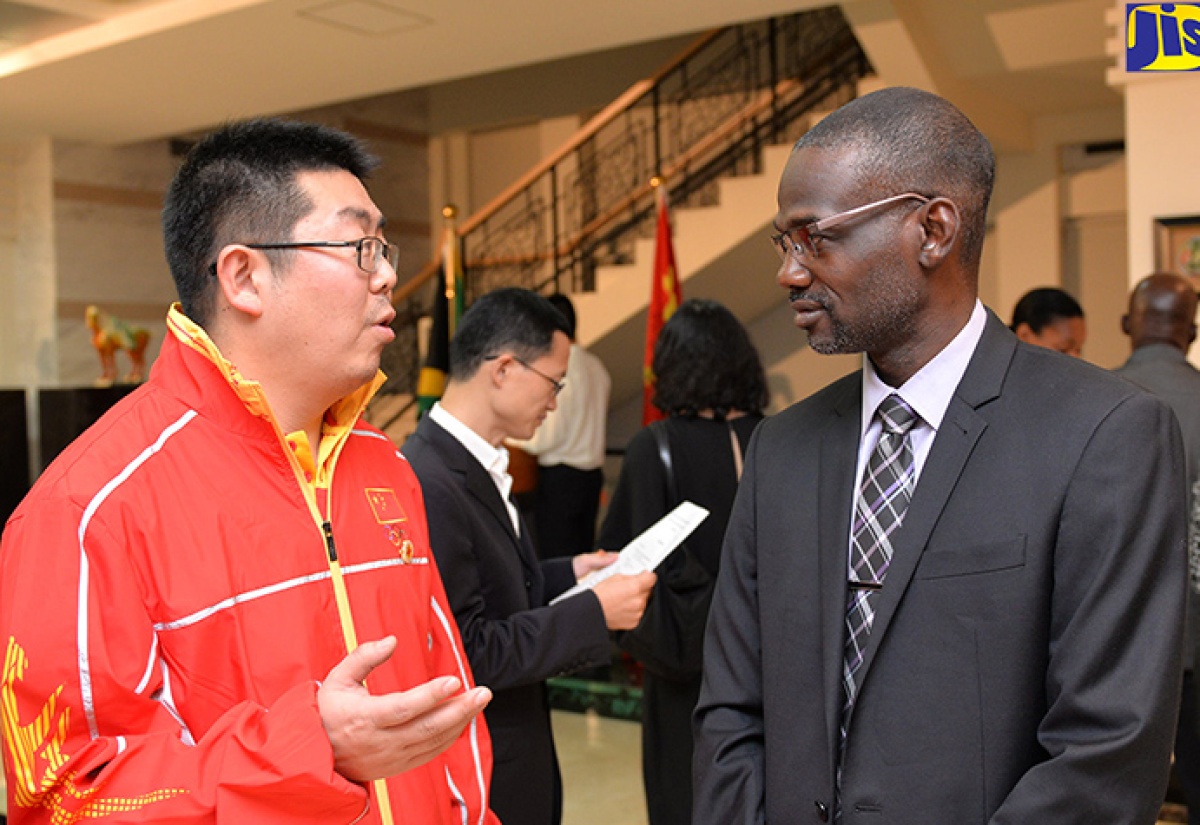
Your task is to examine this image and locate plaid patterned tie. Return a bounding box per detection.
[841,393,918,741]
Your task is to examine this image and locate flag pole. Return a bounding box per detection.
[441,204,461,338]
[417,205,460,418]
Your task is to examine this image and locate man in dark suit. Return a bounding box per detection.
[1115,272,1200,822]
[403,287,655,825]
[693,86,1187,824]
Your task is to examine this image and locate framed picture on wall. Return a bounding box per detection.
[1155,216,1200,289]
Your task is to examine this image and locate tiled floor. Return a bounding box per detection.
[554,709,648,825]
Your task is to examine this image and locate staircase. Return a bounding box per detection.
[369,7,871,440]
[575,143,794,411]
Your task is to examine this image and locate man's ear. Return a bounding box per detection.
[1120,314,1131,336]
[916,198,960,269]
[213,246,266,318]
[487,354,512,389]
[1014,323,1039,346]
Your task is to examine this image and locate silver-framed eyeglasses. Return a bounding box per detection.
[245,236,399,274]
[770,192,929,263]
[485,354,566,396]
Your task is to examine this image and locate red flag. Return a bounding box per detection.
[643,185,682,425]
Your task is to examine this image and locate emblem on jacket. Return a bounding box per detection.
[2,637,189,816]
[365,488,416,562]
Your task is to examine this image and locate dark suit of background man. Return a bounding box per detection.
[1115,271,1200,824]
[403,287,655,825]
[692,86,1186,825]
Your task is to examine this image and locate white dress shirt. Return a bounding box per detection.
[851,299,989,532]
[429,402,521,535]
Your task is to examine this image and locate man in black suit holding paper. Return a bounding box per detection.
[403,287,654,825]
[693,87,1186,824]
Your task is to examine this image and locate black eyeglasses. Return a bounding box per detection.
[243,236,399,274]
[770,192,929,264]
[485,354,566,396]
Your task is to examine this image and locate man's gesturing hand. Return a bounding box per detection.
[318,636,492,782]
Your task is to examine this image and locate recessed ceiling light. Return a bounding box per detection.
[298,0,432,36]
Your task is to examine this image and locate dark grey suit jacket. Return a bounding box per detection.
[694,311,1187,825]
[1116,343,1200,670]
[403,415,610,825]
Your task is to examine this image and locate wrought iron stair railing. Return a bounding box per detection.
[374,6,871,423]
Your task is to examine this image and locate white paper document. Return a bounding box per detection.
[550,500,709,604]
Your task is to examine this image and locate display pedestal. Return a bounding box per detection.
[38,385,139,471]
[0,389,29,527]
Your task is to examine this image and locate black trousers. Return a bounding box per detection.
[641,673,702,825]
[533,465,603,558]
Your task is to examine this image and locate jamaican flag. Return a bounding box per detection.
[417,227,464,416]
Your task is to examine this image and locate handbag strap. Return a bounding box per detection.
[652,418,745,500]
[649,420,680,504]
[729,422,744,481]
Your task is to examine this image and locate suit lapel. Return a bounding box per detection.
[852,311,1016,701]
[419,416,523,547]
[817,378,863,757]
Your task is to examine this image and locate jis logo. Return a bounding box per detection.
[1127,3,1200,71]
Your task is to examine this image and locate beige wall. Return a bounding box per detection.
[1125,72,1200,278]
[986,107,1126,365]
[51,138,177,384]
[1062,147,1128,368]
[0,138,56,389]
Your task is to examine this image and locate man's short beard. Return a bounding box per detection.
[804,272,922,357]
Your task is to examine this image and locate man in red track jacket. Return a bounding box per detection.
[0,119,497,824]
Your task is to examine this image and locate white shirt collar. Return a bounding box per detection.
[428,402,510,478]
[861,299,988,437]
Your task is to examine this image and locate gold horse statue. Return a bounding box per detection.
[85,305,151,385]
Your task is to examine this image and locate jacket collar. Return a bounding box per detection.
[157,305,384,491]
[414,415,523,546]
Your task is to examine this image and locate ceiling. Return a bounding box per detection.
[0,0,1123,146]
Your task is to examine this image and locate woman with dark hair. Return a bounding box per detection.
[1009,286,1087,357]
[598,298,768,825]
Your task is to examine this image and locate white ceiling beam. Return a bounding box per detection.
[4,0,145,22]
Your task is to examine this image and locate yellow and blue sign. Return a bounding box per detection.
[1127,4,1200,71]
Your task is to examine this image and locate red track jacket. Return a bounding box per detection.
[0,309,496,824]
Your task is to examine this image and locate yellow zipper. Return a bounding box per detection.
[287,440,395,825]
[319,520,395,825]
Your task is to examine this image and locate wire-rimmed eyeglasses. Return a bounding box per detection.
[243,236,399,274]
[485,354,566,396]
[770,192,929,264]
